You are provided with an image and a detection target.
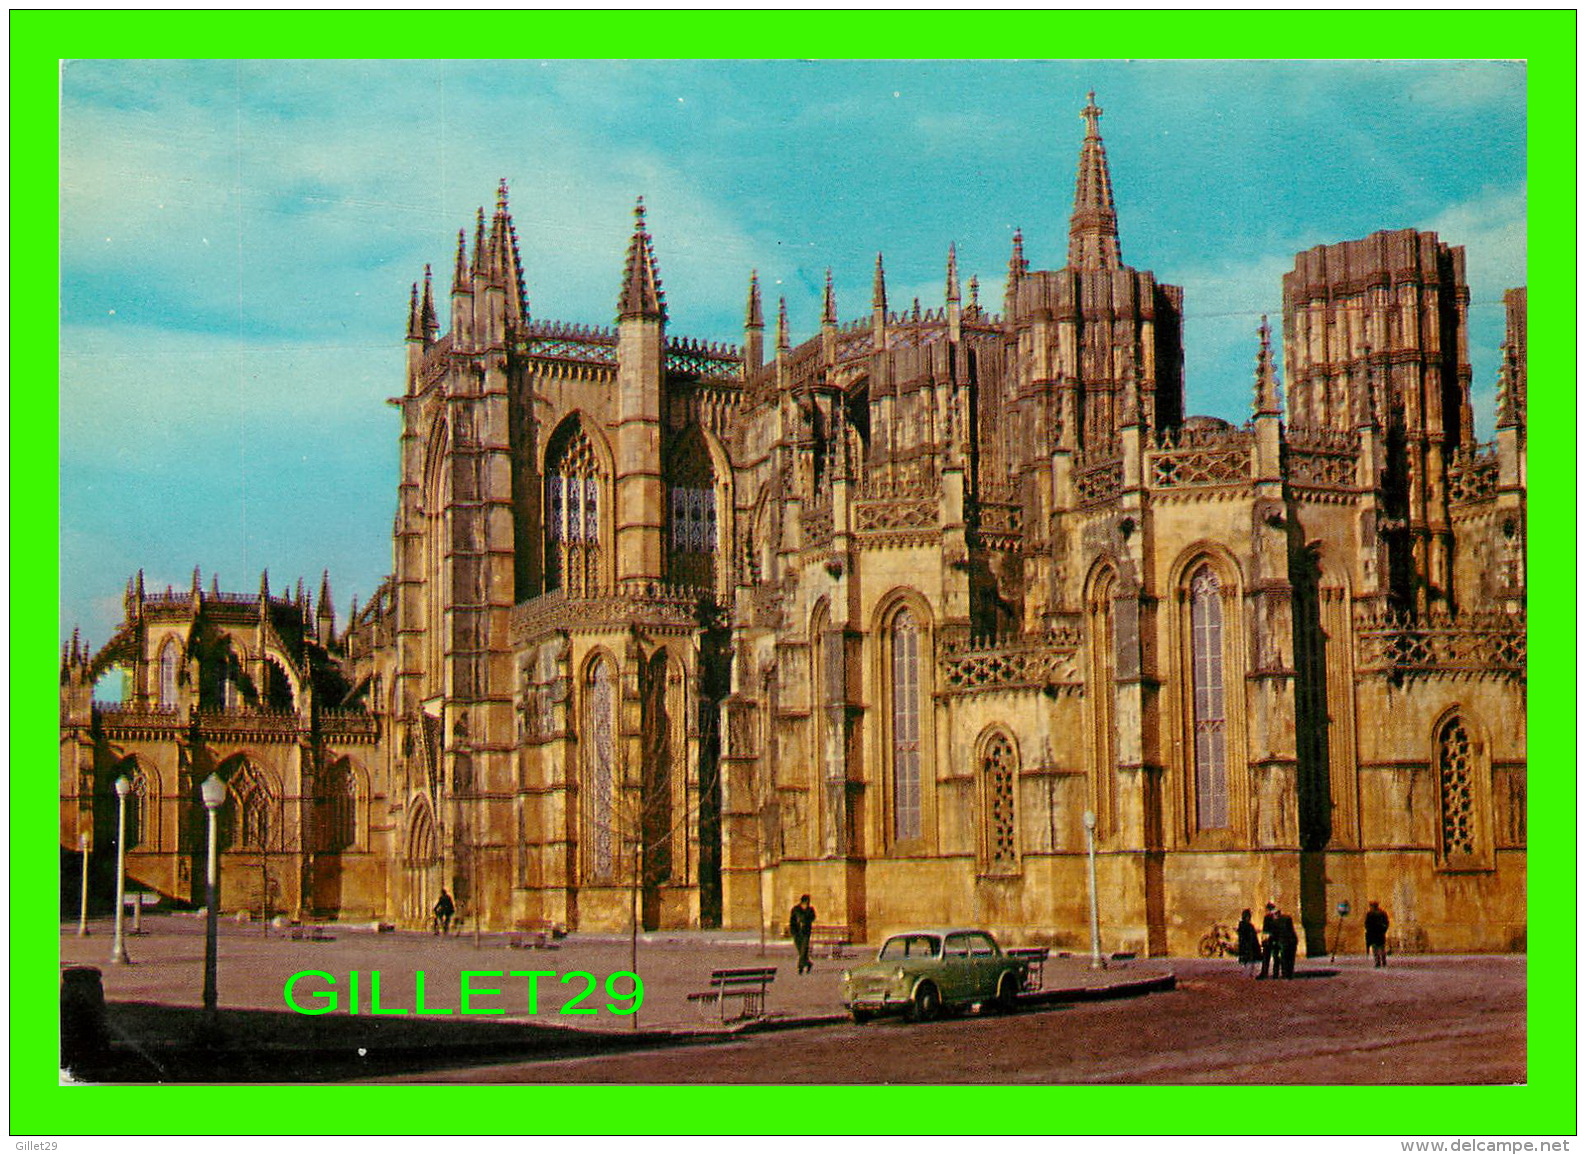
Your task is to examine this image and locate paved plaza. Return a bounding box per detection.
[60,915,1524,1085]
[59,914,1169,1081]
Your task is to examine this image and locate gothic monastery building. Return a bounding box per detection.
[62,96,1527,955]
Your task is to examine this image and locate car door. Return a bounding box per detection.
[963,932,1003,1000]
[940,932,974,1002]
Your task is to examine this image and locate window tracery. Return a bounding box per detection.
[1189,566,1229,831]
[890,607,922,843]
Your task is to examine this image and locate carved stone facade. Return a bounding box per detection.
[62,96,1526,954]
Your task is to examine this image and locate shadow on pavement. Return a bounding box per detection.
[64,1001,692,1084]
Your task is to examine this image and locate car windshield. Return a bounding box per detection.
[879,934,941,961]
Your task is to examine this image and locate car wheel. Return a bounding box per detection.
[991,972,1019,1014]
[907,982,941,1023]
[850,1008,873,1025]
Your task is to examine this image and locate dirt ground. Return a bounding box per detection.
[389,955,1526,1085]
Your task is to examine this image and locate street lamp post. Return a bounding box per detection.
[1082,809,1105,970]
[77,832,91,937]
[110,776,132,964]
[200,774,227,1016]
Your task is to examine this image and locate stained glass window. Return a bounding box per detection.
[1190,567,1229,831]
[545,426,603,594]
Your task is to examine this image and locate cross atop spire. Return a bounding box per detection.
[618,196,666,321]
[1068,92,1122,270]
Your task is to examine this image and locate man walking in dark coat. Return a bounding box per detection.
[1258,903,1281,979]
[789,894,817,974]
[433,888,455,936]
[1364,901,1390,967]
[1275,906,1299,978]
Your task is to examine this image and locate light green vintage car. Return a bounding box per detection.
[840,928,1029,1023]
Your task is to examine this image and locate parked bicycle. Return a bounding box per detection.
[1198,922,1236,958]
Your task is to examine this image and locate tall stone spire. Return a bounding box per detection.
[945,243,960,303]
[744,270,765,372]
[420,264,438,342]
[871,253,888,314]
[407,280,423,340]
[746,270,764,329]
[452,228,469,292]
[489,180,529,325]
[617,196,666,321]
[822,268,837,326]
[1068,91,1123,270]
[1254,317,1282,416]
[776,296,790,352]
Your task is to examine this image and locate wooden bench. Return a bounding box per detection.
[685,966,777,1023]
[1004,947,1049,991]
[810,924,853,958]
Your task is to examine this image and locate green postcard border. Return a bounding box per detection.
[13,8,1576,1137]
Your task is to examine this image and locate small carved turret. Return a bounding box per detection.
[317,570,335,643]
[1253,317,1282,417]
[1004,229,1027,316]
[420,264,438,343]
[945,244,962,342]
[821,269,837,364]
[1252,318,1283,484]
[776,296,790,354]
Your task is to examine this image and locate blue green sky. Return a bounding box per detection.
[60,58,1527,652]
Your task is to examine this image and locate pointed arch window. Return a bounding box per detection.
[812,605,846,857]
[585,658,617,882]
[546,424,604,597]
[1189,566,1229,831]
[890,607,922,843]
[117,762,150,850]
[1088,569,1118,837]
[668,428,719,590]
[982,732,1019,871]
[158,641,179,708]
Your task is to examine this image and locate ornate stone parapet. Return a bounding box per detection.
[1446,445,1501,506]
[1354,606,1525,677]
[1147,424,1253,488]
[939,624,1083,696]
[1074,454,1123,506]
